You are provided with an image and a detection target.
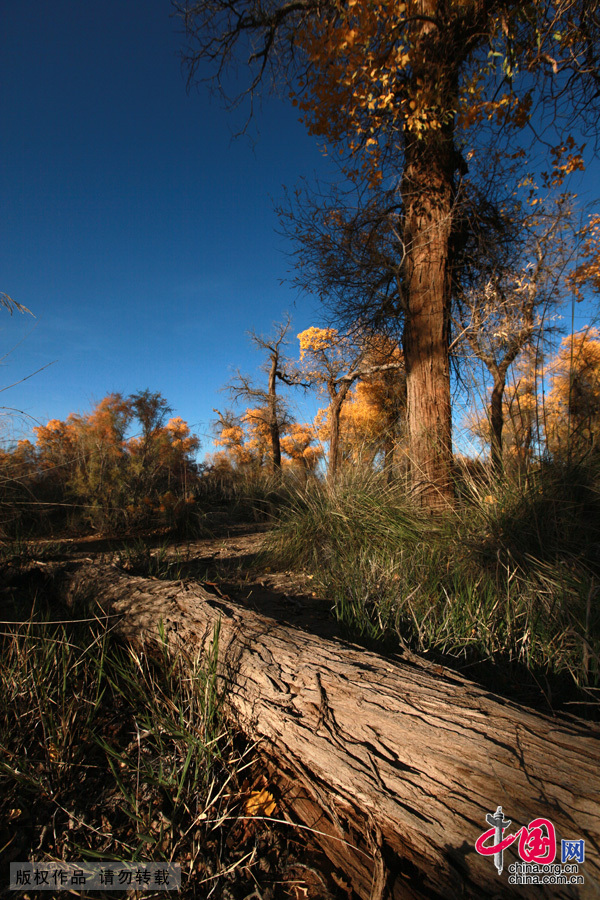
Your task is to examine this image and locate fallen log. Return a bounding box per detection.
[66,563,600,899]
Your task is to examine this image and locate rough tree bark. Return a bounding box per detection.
[66,563,599,900]
[401,141,455,510]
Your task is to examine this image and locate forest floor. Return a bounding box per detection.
[23,519,352,644]
[124,525,347,642]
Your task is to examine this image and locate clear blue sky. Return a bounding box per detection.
[1,0,333,455]
[1,2,598,460]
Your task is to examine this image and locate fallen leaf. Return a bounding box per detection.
[244,788,277,818]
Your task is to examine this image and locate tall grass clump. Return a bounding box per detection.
[266,462,600,711]
[197,465,310,525]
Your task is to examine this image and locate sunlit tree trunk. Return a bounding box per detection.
[399,6,458,511]
[402,139,454,511]
[490,357,519,476]
[69,560,600,900]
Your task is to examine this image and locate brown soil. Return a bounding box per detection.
[25,521,348,644]
[143,526,346,642]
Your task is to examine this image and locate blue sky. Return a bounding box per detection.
[1,0,333,454]
[1,2,598,460]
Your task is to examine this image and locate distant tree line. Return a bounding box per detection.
[0,390,199,536]
[207,321,600,484]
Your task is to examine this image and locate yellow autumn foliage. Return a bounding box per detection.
[545,329,600,459]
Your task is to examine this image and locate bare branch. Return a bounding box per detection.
[0,293,34,317]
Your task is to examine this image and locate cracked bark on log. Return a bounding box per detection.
[65,563,599,900]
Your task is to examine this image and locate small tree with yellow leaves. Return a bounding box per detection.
[298,327,403,481]
[545,329,600,461]
[280,423,323,479]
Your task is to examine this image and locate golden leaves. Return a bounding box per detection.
[244,788,277,818]
[569,213,600,297]
[297,326,339,357]
[545,329,600,457]
[280,423,323,471]
[540,136,586,189]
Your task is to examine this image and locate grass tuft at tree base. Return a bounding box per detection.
[265,461,600,716]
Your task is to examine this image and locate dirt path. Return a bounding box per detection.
[115,525,348,644]
[7,522,347,643]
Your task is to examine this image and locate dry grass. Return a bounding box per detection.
[265,461,600,714]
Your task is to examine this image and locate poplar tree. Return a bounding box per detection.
[226,317,295,473]
[176,0,600,508]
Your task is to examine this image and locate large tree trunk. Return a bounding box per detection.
[400,3,459,512]
[65,563,600,900]
[401,132,455,513]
